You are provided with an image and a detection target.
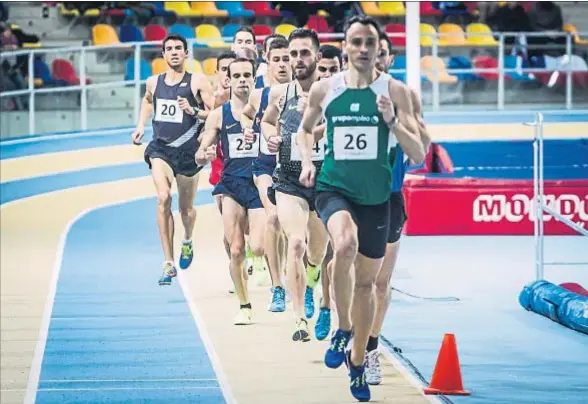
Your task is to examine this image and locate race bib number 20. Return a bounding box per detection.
[333,126,378,160]
[154,99,183,124]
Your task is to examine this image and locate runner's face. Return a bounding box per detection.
[217,58,234,90]
[232,31,256,52]
[163,39,187,68]
[343,23,380,73]
[317,58,341,79]
[375,39,394,73]
[229,61,254,97]
[268,48,291,84]
[289,37,317,81]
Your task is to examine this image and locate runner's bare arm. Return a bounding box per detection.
[389,81,426,164]
[241,88,262,129]
[195,107,221,165]
[409,87,432,153]
[297,80,328,162]
[136,76,157,129]
[312,123,325,140]
[260,84,287,141]
[190,73,215,120]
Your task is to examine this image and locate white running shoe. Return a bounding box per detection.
[365,348,382,385]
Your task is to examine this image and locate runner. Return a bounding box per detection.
[131,34,214,285]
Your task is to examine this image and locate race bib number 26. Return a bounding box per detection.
[333,126,378,160]
[154,99,183,124]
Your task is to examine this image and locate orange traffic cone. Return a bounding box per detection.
[424,333,471,396]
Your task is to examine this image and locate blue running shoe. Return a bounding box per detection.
[325,329,351,369]
[346,350,370,402]
[158,262,177,286]
[315,307,331,340]
[304,286,315,319]
[269,286,286,312]
[179,241,193,270]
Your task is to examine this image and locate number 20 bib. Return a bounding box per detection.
[333,126,378,160]
[154,99,183,124]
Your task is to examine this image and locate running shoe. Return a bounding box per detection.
[179,240,193,270]
[304,286,315,319]
[364,349,382,385]
[292,318,311,342]
[158,262,177,286]
[325,329,352,369]
[315,307,331,340]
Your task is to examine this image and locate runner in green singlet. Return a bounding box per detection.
[296,16,427,402]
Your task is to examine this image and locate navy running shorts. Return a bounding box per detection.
[144,139,202,177]
[213,174,263,210]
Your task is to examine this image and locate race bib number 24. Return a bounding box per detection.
[333,126,378,160]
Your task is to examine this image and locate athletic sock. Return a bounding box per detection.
[366,335,379,352]
[240,303,252,310]
[182,239,192,245]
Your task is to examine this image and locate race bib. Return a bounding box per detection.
[290,132,326,162]
[333,126,378,160]
[154,99,183,124]
[259,133,275,155]
[228,133,259,159]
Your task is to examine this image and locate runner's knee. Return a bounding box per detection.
[157,191,172,211]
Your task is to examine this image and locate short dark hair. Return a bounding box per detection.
[227,57,257,77]
[216,51,237,70]
[344,16,382,40]
[264,33,287,53]
[162,34,187,51]
[234,26,255,43]
[319,44,342,66]
[268,36,289,54]
[379,30,393,55]
[288,28,320,51]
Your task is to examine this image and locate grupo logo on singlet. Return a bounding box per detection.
[332,115,379,125]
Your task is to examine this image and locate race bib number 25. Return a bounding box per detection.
[154,99,183,124]
[229,133,259,159]
[333,126,378,160]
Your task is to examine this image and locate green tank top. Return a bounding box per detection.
[317,72,397,205]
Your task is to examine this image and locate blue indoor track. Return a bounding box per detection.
[1,110,587,404]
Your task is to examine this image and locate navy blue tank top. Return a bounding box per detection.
[255,75,265,89]
[253,87,274,160]
[152,73,204,150]
[219,102,260,178]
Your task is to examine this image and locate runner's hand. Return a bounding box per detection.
[131,127,144,145]
[267,135,282,154]
[376,95,394,125]
[299,161,316,188]
[243,127,257,144]
[177,96,195,115]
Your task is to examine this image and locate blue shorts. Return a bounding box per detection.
[212,174,263,210]
[252,154,276,178]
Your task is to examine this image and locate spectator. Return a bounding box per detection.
[527,1,566,57]
[486,2,532,44]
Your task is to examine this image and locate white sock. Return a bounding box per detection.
[182,239,192,245]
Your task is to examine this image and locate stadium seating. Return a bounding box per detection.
[168,24,196,39]
[124,58,152,81]
[192,2,229,17]
[275,23,297,37]
[196,24,229,48]
[438,23,467,46]
[216,2,253,18]
[242,2,281,17]
[92,24,120,46]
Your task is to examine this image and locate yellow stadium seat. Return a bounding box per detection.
[84,8,101,17]
[164,1,200,17]
[466,23,497,46]
[322,41,341,48]
[438,23,466,46]
[202,58,217,76]
[184,59,203,74]
[420,23,436,47]
[190,1,228,17]
[152,58,168,75]
[317,10,329,17]
[22,42,42,48]
[196,24,230,48]
[275,23,297,37]
[563,23,588,45]
[378,2,405,16]
[59,4,79,16]
[420,56,458,84]
[92,24,120,46]
[360,2,387,17]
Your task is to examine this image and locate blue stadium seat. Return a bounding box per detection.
[168,23,196,39]
[222,23,241,41]
[504,55,534,81]
[124,58,152,81]
[447,56,481,81]
[144,2,176,17]
[389,55,407,83]
[216,1,255,17]
[119,24,144,42]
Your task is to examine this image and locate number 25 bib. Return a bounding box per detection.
[333,126,378,160]
[229,133,259,158]
[154,99,183,124]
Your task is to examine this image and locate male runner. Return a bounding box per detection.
[231,26,256,53]
[364,30,432,385]
[261,29,329,342]
[196,57,265,325]
[312,44,343,341]
[254,33,286,89]
[297,16,426,401]
[131,34,214,286]
[242,36,292,312]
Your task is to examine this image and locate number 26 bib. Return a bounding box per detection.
[333,126,378,160]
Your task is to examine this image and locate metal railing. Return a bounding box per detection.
[1,31,587,137]
[525,112,588,281]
